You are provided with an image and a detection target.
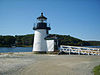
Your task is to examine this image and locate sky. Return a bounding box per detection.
[0,0,100,41]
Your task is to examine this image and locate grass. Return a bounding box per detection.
[93,65,100,75]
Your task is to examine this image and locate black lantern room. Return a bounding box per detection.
[33,13,51,30]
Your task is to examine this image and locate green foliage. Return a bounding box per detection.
[0,34,34,47]
[0,35,15,47]
[93,65,100,75]
[88,41,100,46]
[50,34,90,46]
[15,34,34,46]
[15,34,34,47]
[0,34,100,47]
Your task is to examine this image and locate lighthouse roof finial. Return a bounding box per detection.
[41,12,43,16]
[37,12,47,21]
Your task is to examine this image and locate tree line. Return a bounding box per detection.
[0,34,100,47]
[0,34,34,47]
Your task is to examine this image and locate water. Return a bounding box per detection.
[84,46,100,48]
[0,46,100,53]
[0,47,32,53]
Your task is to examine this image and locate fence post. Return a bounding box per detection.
[69,48,71,55]
[98,49,100,55]
[88,48,90,55]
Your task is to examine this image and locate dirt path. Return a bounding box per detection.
[15,55,100,75]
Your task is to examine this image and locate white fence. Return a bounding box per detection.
[60,45,100,55]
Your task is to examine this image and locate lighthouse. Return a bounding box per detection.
[33,13,51,53]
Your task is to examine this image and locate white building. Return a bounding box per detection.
[33,13,55,53]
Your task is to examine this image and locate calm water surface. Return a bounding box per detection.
[85,46,100,48]
[0,46,100,53]
[0,47,32,53]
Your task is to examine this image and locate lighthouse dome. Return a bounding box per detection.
[37,13,47,22]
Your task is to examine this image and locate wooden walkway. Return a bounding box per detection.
[60,45,100,55]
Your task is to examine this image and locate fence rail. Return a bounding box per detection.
[60,45,100,55]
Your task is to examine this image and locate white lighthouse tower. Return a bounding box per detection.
[33,13,51,53]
